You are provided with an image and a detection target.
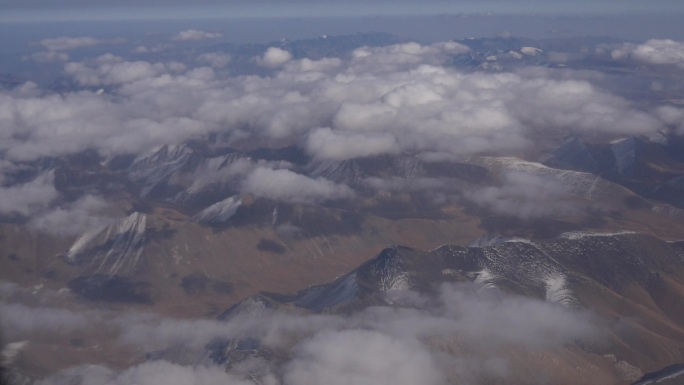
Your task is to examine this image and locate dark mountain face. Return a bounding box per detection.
[544,136,684,209]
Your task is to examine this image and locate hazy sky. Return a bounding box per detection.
[3,0,683,21]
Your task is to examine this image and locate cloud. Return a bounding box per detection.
[242,167,355,203]
[197,52,231,69]
[110,361,254,385]
[28,194,114,236]
[305,128,400,160]
[257,47,293,68]
[612,39,684,69]
[464,170,582,219]
[654,105,684,135]
[34,361,256,385]
[34,282,599,385]
[0,40,667,168]
[283,329,445,385]
[65,54,186,86]
[0,303,89,338]
[39,37,101,51]
[0,169,112,235]
[171,29,222,41]
[28,50,70,62]
[28,37,125,62]
[0,172,58,216]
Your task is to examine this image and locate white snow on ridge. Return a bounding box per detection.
[66,227,105,262]
[469,156,614,198]
[193,196,242,224]
[521,47,543,56]
[468,234,537,248]
[65,212,147,275]
[473,268,497,289]
[559,230,636,240]
[128,144,195,196]
[544,274,575,306]
[386,272,412,291]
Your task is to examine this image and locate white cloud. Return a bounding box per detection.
[257,47,293,68]
[29,37,125,62]
[171,29,222,42]
[198,52,231,69]
[39,37,101,51]
[612,39,684,69]
[35,282,599,385]
[65,54,186,86]
[0,303,89,338]
[29,194,114,236]
[306,127,399,160]
[284,329,445,385]
[242,167,355,203]
[0,40,667,167]
[464,171,582,219]
[654,105,684,134]
[0,172,58,216]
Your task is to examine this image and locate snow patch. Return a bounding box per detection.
[193,196,242,224]
[473,268,497,289]
[521,47,543,56]
[559,231,636,240]
[65,212,147,275]
[544,274,575,306]
[1,341,28,365]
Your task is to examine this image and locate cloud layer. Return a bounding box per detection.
[19,283,598,385]
[612,39,684,69]
[2,40,668,167]
[171,29,222,42]
[3,38,679,235]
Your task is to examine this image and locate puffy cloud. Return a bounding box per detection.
[306,127,399,160]
[0,303,89,338]
[28,194,114,236]
[29,37,125,62]
[437,284,597,348]
[65,54,186,86]
[507,77,661,136]
[0,40,668,167]
[197,52,231,69]
[0,172,58,216]
[284,329,445,385]
[257,47,293,68]
[612,39,684,69]
[242,167,355,203]
[171,29,222,41]
[36,283,598,385]
[654,105,684,134]
[464,171,581,219]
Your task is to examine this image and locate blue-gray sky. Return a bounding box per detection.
[2,0,683,21]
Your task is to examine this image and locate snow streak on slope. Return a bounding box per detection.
[128,144,195,197]
[544,274,576,306]
[193,196,242,224]
[65,212,147,276]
